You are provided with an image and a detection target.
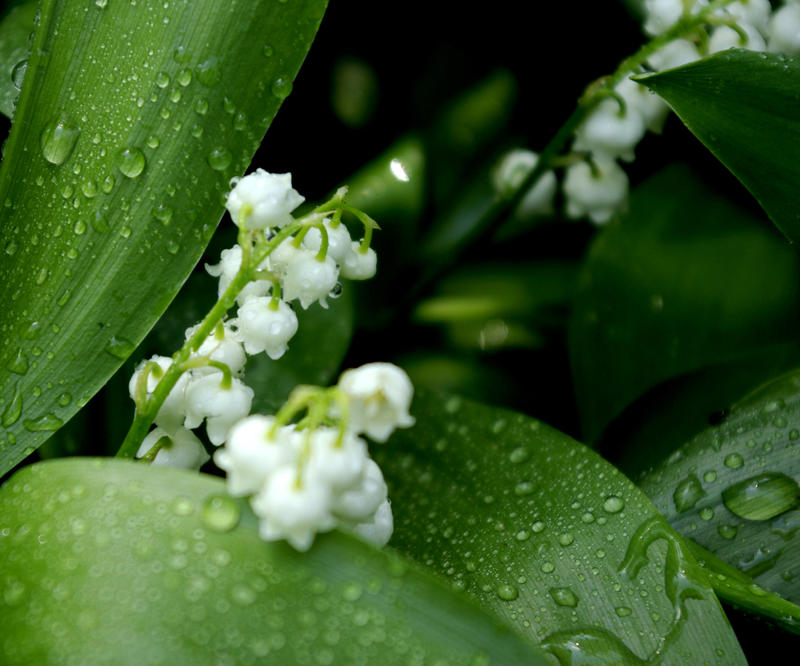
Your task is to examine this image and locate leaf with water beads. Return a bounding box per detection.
[375,391,745,664]
[0,458,550,665]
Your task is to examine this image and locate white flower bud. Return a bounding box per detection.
[185,322,247,377]
[338,362,415,442]
[128,355,189,436]
[266,237,303,277]
[205,245,272,304]
[492,149,557,218]
[226,169,304,230]
[303,218,353,264]
[214,415,300,496]
[339,241,377,281]
[232,297,298,359]
[647,39,701,71]
[563,158,629,225]
[251,466,336,551]
[183,373,254,445]
[768,4,800,55]
[136,426,209,470]
[709,22,766,53]
[306,428,368,491]
[615,78,670,134]
[574,98,647,162]
[332,459,388,522]
[346,499,394,547]
[282,249,340,309]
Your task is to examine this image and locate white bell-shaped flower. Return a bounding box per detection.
[615,78,670,134]
[337,362,415,442]
[332,459,388,522]
[303,218,353,264]
[563,158,629,225]
[492,149,557,218]
[185,322,247,377]
[136,426,209,470]
[768,4,800,55]
[266,237,303,277]
[709,22,766,53]
[346,499,394,547]
[226,169,305,230]
[306,428,368,491]
[232,297,298,359]
[205,245,271,304]
[214,415,300,496]
[339,242,377,281]
[574,98,647,162]
[647,38,701,71]
[183,373,254,445]
[282,249,340,309]
[251,466,336,551]
[128,355,190,436]
[715,0,771,33]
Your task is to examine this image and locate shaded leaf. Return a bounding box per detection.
[639,369,800,605]
[0,1,34,118]
[375,391,745,664]
[0,458,549,665]
[569,164,800,443]
[0,0,328,474]
[639,50,800,242]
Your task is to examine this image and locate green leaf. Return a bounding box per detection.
[375,391,746,664]
[569,164,800,443]
[0,0,328,474]
[639,369,800,605]
[638,50,800,243]
[0,2,35,119]
[0,458,549,665]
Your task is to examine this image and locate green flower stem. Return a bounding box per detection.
[314,223,329,261]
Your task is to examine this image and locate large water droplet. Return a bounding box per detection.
[195,57,221,87]
[155,71,170,88]
[722,472,799,521]
[91,212,110,234]
[724,453,744,469]
[11,59,27,90]
[152,204,173,225]
[105,335,135,359]
[23,414,64,432]
[496,584,518,601]
[8,348,29,374]
[201,494,240,532]
[194,98,209,115]
[271,76,293,100]
[207,147,232,171]
[673,474,705,513]
[117,147,146,178]
[603,496,624,514]
[549,587,578,607]
[2,383,22,426]
[40,113,80,165]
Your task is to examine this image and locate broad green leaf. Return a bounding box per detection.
[639,369,800,605]
[569,164,800,443]
[638,50,800,242]
[0,2,35,118]
[374,391,746,664]
[0,458,549,665]
[688,540,800,635]
[0,0,328,475]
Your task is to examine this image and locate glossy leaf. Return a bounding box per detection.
[639,370,800,605]
[0,458,549,665]
[639,50,800,242]
[569,164,800,443]
[0,1,35,118]
[374,391,746,664]
[0,0,328,474]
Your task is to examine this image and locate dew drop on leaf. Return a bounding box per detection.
[200,495,240,532]
[496,584,518,601]
[8,348,29,375]
[724,453,744,469]
[2,383,23,427]
[673,474,705,513]
[721,472,799,521]
[40,113,81,165]
[195,57,221,87]
[549,587,578,607]
[105,336,135,359]
[270,76,293,100]
[116,147,146,178]
[207,147,232,171]
[11,59,27,90]
[22,414,64,432]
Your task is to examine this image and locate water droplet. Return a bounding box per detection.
[200,494,240,532]
[57,392,72,407]
[105,335,135,359]
[166,239,180,255]
[514,481,535,496]
[146,135,160,149]
[703,470,717,483]
[40,113,80,165]
[271,76,293,99]
[724,453,744,469]
[195,57,221,87]
[8,348,28,374]
[169,88,181,103]
[558,532,574,546]
[541,562,555,573]
[190,124,204,138]
[718,524,738,540]
[207,147,232,171]
[515,530,530,541]
[2,384,23,426]
[263,45,274,57]
[699,507,714,521]
[4,239,17,256]
[171,496,194,516]
[120,225,132,239]
[11,59,27,90]
[176,68,192,86]
[91,212,110,234]
[673,474,705,513]
[80,180,98,198]
[496,584,518,601]
[73,220,87,235]
[117,147,146,178]
[101,175,115,193]
[152,204,173,225]
[23,414,64,432]
[722,472,799,521]
[342,583,362,601]
[95,0,108,7]
[603,496,624,514]
[531,520,545,533]
[155,71,170,88]
[549,587,578,607]
[194,98,209,115]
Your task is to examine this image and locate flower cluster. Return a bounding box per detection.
[214,362,415,551]
[494,0,797,227]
